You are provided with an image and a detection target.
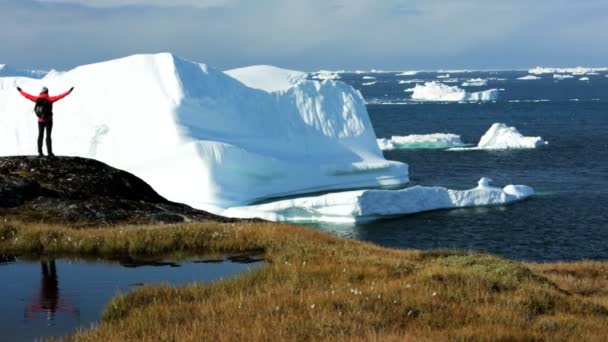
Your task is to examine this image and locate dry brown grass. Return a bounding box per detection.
[1,219,608,341]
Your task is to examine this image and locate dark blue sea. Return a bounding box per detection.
[313,70,608,262]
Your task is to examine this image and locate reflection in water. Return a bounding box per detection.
[25,260,80,322]
[1,256,263,341]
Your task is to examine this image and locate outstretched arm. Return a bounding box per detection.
[49,87,74,102]
[17,87,38,102]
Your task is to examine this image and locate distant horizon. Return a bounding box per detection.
[2,1,607,72]
[2,53,607,74]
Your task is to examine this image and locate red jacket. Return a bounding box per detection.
[19,89,72,123]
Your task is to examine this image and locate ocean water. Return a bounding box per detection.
[314,71,608,262]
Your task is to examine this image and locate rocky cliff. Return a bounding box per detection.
[0,156,231,225]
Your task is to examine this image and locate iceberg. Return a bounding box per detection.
[223,178,534,223]
[579,77,590,81]
[377,133,466,151]
[410,82,498,102]
[517,75,541,80]
[450,123,548,151]
[437,74,450,79]
[362,76,376,80]
[461,78,488,87]
[0,53,409,210]
[362,81,377,86]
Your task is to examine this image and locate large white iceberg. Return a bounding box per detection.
[0,53,408,210]
[223,178,534,223]
[410,82,498,102]
[377,133,466,151]
[450,123,548,150]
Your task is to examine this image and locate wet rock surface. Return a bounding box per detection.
[0,156,234,224]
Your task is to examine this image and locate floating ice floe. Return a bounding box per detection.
[529,66,608,75]
[553,74,574,80]
[517,75,541,81]
[362,76,376,80]
[311,71,341,80]
[437,74,450,79]
[396,71,418,76]
[410,82,498,102]
[377,133,466,151]
[222,178,534,223]
[399,79,425,84]
[362,81,377,86]
[461,78,488,87]
[579,77,590,81]
[449,123,548,151]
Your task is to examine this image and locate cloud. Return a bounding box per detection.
[1,0,607,70]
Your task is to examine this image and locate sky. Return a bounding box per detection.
[1,0,607,71]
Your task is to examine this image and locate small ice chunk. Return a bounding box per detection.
[377,133,466,151]
[517,75,541,80]
[450,123,548,151]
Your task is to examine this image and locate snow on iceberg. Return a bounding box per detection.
[461,78,488,87]
[377,133,466,151]
[223,178,534,223]
[225,65,306,92]
[517,75,541,80]
[450,123,548,151]
[410,82,498,102]
[0,53,409,210]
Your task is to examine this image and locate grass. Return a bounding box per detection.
[1,219,608,341]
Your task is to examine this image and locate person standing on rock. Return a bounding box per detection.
[17,86,74,157]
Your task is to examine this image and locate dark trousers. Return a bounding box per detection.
[37,121,53,155]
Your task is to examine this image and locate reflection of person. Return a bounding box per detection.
[25,260,78,321]
[16,86,74,157]
[40,261,59,314]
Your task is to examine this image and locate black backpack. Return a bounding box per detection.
[34,98,52,119]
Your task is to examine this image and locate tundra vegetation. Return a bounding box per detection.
[1,220,607,341]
